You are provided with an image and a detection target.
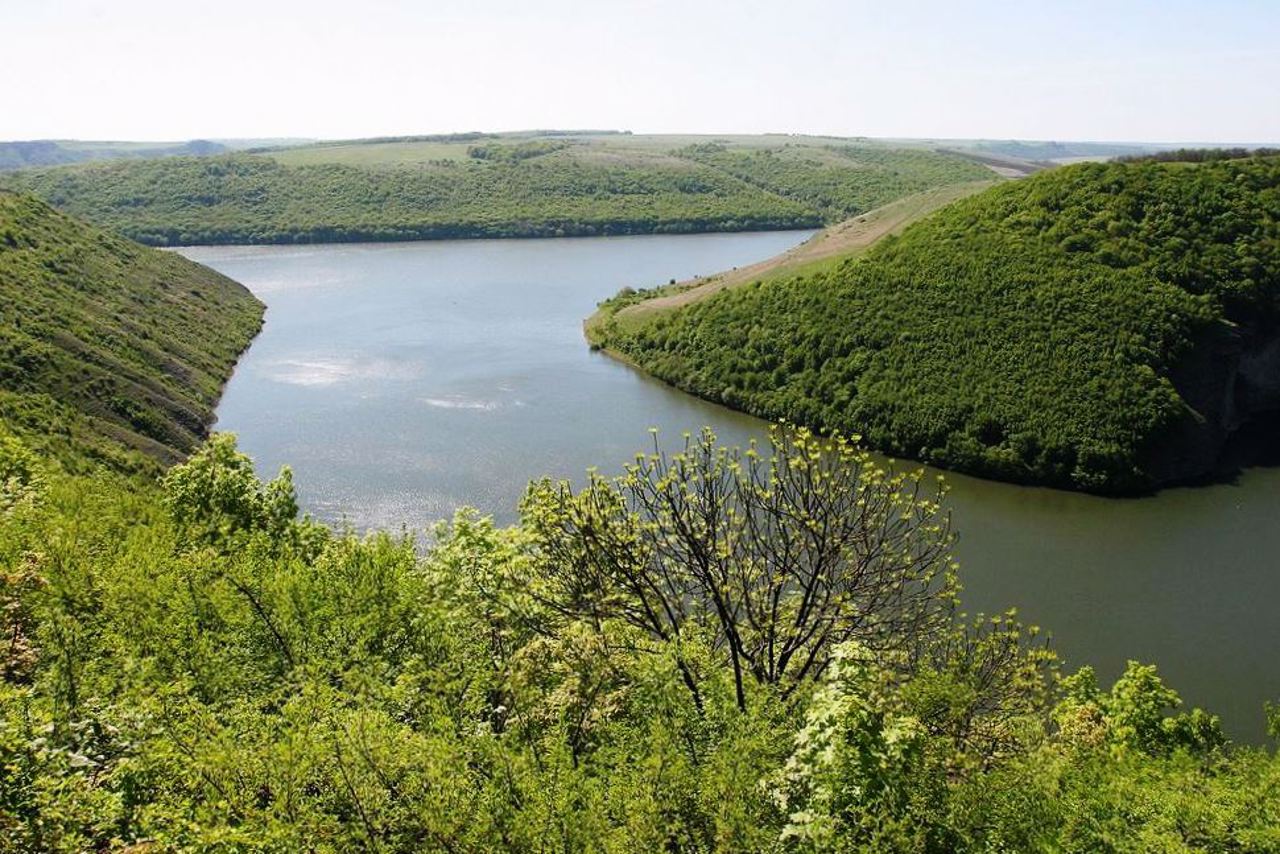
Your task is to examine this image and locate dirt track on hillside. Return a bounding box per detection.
[612,180,995,322]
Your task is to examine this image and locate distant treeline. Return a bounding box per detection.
[246,132,494,154]
[1117,147,1280,163]
[0,144,990,246]
[515,128,632,137]
[971,140,1154,161]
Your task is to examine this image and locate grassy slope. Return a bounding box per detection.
[592,157,1280,493]
[671,143,994,218]
[587,181,996,341]
[0,191,263,472]
[0,135,993,246]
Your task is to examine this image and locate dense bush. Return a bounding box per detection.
[466,140,569,162]
[1,430,1276,851]
[596,157,1280,492]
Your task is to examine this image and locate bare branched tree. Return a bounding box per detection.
[520,427,957,711]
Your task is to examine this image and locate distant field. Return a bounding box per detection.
[268,140,480,166]
[266,132,917,166]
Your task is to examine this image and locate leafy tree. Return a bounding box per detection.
[163,433,298,547]
[519,427,956,711]
[902,610,1056,764]
[1055,661,1225,756]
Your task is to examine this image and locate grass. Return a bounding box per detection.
[586,180,996,341]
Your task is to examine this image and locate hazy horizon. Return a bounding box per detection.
[6,132,1280,147]
[5,0,1278,144]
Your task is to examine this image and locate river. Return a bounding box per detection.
[180,232,1280,741]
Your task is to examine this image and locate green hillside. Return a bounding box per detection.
[0,136,991,246]
[0,190,1278,851]
[592,156,1280,493]
[0,190,262,471]
[673,142,997,219]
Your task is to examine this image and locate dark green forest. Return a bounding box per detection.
[0,143,990,246]
[2,191,1279,851]
[593,156,1280,493]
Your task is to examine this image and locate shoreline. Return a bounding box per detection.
[104,218,827,250]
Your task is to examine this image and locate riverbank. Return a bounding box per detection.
[587,156,1280,495]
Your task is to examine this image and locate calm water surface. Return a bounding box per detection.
[181,233,1280,741]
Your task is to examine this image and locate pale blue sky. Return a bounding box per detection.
[4,0,1277,142]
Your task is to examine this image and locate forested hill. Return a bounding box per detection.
[0,191,263,471]
[0,138,992,246]
[592,156,1280,493]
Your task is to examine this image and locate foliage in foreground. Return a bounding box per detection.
[1,429,1277,852]
[594,156,1280,492]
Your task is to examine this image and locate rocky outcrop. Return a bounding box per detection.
[1147,321,1280,485]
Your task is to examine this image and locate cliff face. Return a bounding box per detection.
[1149,322,1280,485]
